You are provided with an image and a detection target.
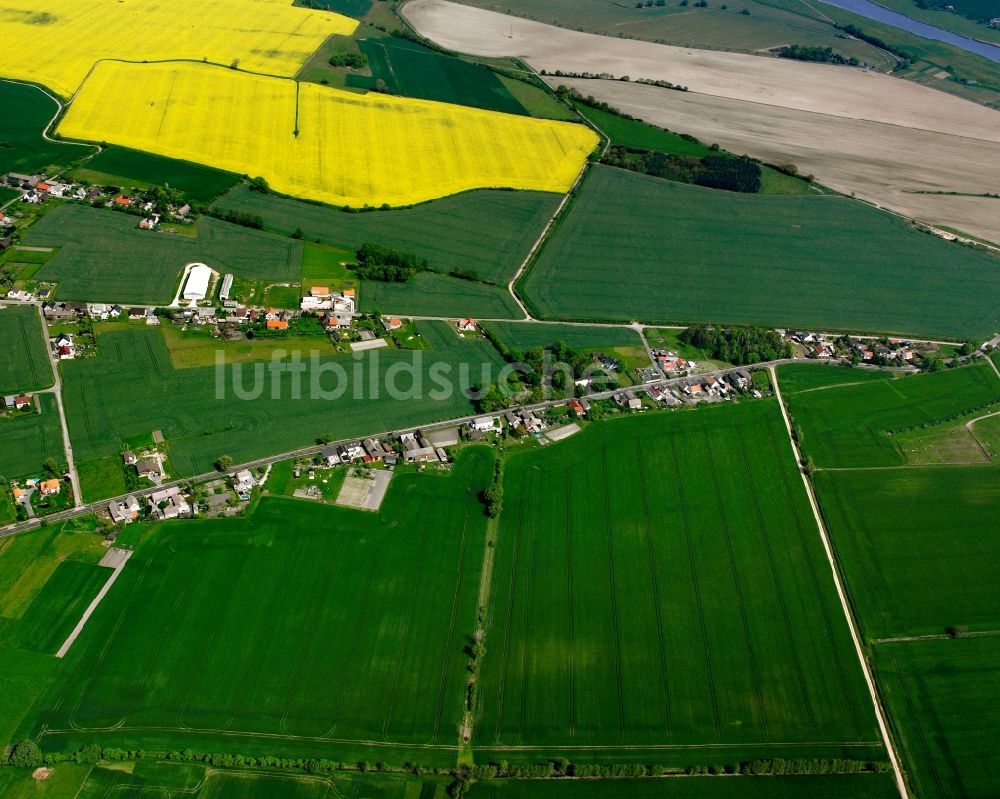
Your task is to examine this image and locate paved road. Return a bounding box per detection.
[0,356,817,539]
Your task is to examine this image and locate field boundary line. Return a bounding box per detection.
[770,366,910,799]
[736,426,817,731]
[634,439,672,734]
[703,431,768,734]
[55,549,132,659]
[600,445,627,743]
[668,433,721,736]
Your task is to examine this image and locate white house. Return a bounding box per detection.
[108,495,141,524]
[457,318,477,332]
[148,486,190,520]
[470,416,496,432]
[233,469,255,493]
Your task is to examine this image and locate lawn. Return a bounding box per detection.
[28,449,494,764]
[70,146,239,205]
[349,36,528,115]
[300,241,357,295]
[0,393,65,481]
[0,81,95,174]
[521,165,1000,339]
[0,304,51,394]
[160,324,337,370]
[9,559,109,654]
[414,320,507,367]
[214,185,561,285]
[27,204,302,304]
[874,637,1000,799]
[477,401,880,764]
[262,284,302,309]
[361,273,523,319]
[779,361,1000,468]
[76,455,128,503]
[61,326,505,476]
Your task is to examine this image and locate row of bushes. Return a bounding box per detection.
[207,208,264,230]
[604,146,763,193]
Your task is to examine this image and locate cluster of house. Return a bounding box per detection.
[651,349,697,374]
[853,339,915,364]
[5,173,192,224]
[11,476,62,502]
[2,393,33,412]
[502,408,548,436]
[612,369,758,410]
[109,485,190,524]
[299,287,357,331]
[318,431,449,468]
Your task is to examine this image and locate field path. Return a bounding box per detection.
[770,366,909,799]
[55,548,132,658]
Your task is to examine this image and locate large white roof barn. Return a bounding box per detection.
[182,263,213,301]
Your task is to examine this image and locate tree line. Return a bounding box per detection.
[353,242,428,282]
[778,45,860,66]
[604,146,763,193]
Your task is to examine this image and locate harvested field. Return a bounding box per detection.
[403,0,1000,137]
[0,0,356,97]
[557,78,1000,244]
[59,61,597,208]
[521,166,1000,339]
[214,185,561,285]
[478,402,880,760]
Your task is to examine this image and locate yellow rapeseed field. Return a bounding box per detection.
[0,0,355,97]
[58,62,598,207]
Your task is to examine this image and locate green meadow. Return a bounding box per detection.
[0,393,65,481]
[0,81,95,174]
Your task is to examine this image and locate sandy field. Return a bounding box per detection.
[403,0,1000,143]
[556,78,1000,244]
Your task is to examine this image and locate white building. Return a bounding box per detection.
[183,263,213,302]
[219,273,234,302]
[233,469,255,493]
[470,416,496,432]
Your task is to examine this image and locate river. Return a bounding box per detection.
[818,0,1000,63]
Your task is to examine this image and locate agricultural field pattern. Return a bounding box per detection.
[0,0,998,797]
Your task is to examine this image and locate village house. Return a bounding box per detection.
[383,317,403,332]
[232,469,255,494]
[470,416,497,433]
[135,456,162,480]
[148,486,190,520]
[457,318,477,333]
[0,212,12,227]
[13,394,31,410]
[123,451,137,466]
[108,495,141,524]
[39,478,60,496]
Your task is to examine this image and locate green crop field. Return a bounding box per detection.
[26,205,302,304]
[477,401,880,763]
[815,465,1000,639]
[70,146,239,205]
[361,273,523,319]
[874,637,1000,799]
[214,185,561,285]
[9,560,107,654]
[0,304,51,394]
[781,358,1000,797]
[575,103,711,156]
[0,81,95,174]
[779,362,1000,468]
[60,326,504,476]
[480,773,899,797]
[775,363,898,395]
[522,166,1000,339]
[0,393,65,480]
[26,449,493,764]
[350,37,528,115]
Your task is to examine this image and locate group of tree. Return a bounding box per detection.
[777,45,860,66]
[680,324,792,364]
[604,146,763,193]
[836,23,914,64]
[207,208,264,230]
[480,457,504,517]
[328,51,367,69]
[353,242,428,282]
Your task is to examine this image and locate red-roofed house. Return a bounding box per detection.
[35,182,51,193]
[457,318,477,332]
[266,319,288,331]
[114,196,131,206]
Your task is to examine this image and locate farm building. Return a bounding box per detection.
[182,263,213,301]
[219,273,234,302]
